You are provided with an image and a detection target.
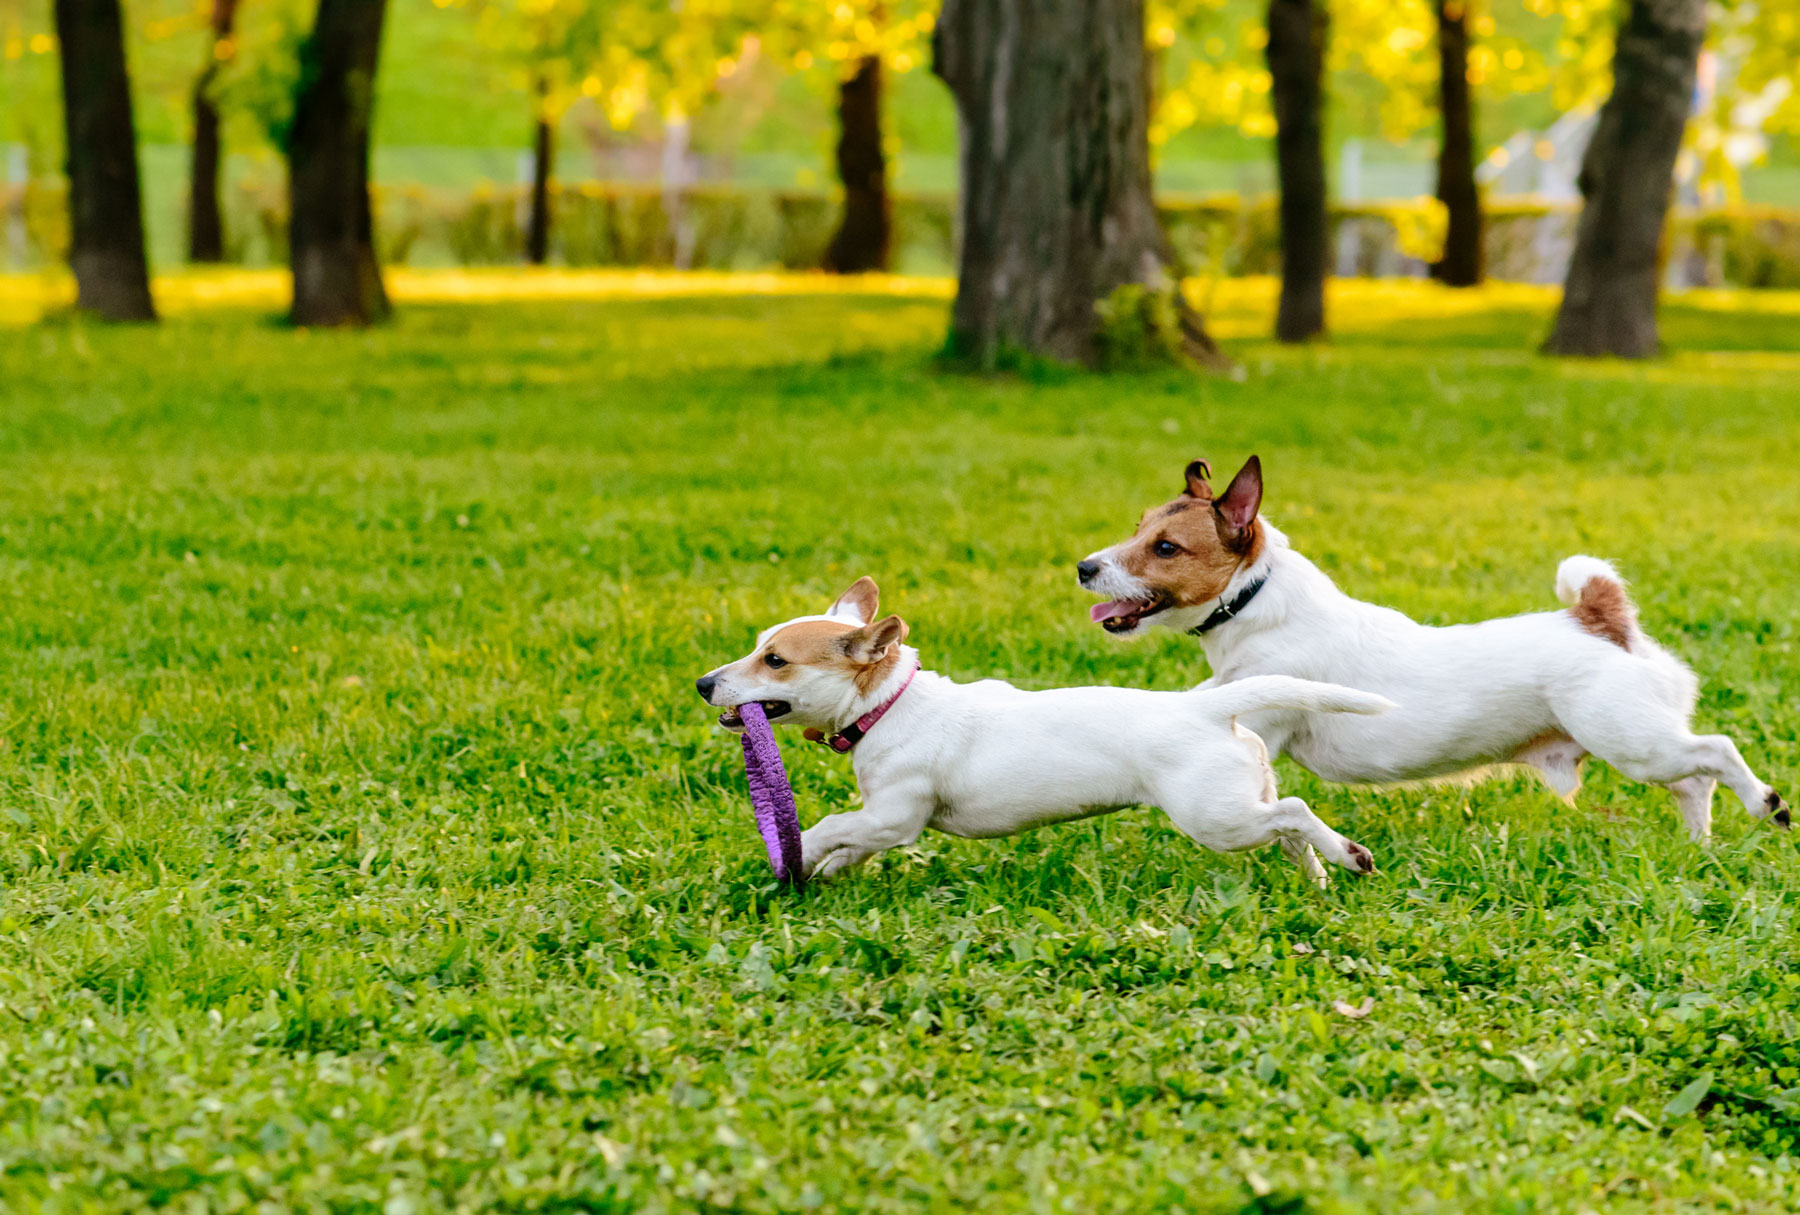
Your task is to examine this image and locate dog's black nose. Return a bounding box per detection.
[695,674,718,701]
[1076,559,1101,585]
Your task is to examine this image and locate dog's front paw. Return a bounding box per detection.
[806,848,857,881]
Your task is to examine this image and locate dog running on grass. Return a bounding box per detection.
[695,578,1395,885]
[1077,455,1788,840]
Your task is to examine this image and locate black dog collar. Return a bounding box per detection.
[1189,575,1267,637]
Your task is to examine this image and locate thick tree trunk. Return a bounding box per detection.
[526,76,554,265]
[1431,0,1482,286]
[1267,0,1326,342]
[53,0,156,321]
[824,54,891,274]
[1544,0,1704,357]
[288,0,391,327]
[189,0,240,263]
[932,0,1223,369]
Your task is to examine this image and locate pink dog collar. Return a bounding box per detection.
[809,663,917,754]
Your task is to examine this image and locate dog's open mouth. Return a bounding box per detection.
[719,700,792,729]
[1089,595,1171,633]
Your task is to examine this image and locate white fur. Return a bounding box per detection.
[701,619,1395,884]
[1083,521,1787,840]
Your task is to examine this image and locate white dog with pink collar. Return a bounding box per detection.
[697,577,1395,884]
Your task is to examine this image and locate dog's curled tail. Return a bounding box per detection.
[1199,675,1396,721]
[1555,555,1639,651]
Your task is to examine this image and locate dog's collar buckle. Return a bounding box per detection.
[1189,575,1267,637]
[808,662,918,754]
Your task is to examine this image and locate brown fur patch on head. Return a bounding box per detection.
[1109,460,1266,612]
[763,619,858,666]
[759,616,907,694]
[1569,580,1634,650]
[1111,496,1265,610]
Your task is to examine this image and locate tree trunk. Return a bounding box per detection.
[823,54,891,274]
[189,0,240,263]
[1431,0,1482,286]
[1544,0,1704,357]
[932,0,1223,369]
[526,75,553,265]
[288,0,391,327]
[1267,0,1326,342]
[52,0,156,321]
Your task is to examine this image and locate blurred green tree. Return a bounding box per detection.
[466,0,609,264]
[439,0,757,264]
[933,0,1225,369]
[53,0,156,319]
[1545,0,1705,356]
[288,0,391,325]
[1267,0,1326,340]
[766,0,937,273]
[190,0,242,262]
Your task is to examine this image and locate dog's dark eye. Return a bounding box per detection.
[1153,540,1179,558]
[763,653,787,669]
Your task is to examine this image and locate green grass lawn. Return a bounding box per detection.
[2,274,1799,1213]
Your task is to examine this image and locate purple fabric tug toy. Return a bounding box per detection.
[736,701,805,886]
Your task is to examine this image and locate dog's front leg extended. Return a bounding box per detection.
[801,782,935,881]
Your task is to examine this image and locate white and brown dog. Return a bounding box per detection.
[1078,455,1789,839]
[696,578,1395,883]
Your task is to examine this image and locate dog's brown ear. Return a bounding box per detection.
[1183,458,1214,500]
[826,576,879,625]
[842,614,908,664]
[1213,455,1262,544]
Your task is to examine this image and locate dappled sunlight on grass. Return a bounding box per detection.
[0,267,955,326]
[1194,276,1563,341]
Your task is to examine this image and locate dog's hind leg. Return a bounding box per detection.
[1671,735,1787,827]
[1555,675,1787,832]
[1666,775,1717,842]
[1250,797,1373,875]
[1165,798,1374,880]
[1158,729,1373,880]
[1570,719,1786,831]
[1158,788,1374,877]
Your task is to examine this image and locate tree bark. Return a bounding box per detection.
[1267,0,1326,341]
[288,0,391,327]
[824,54,891,274]
[932,0,1223,369]
[1431,0,1482,286]
[526,75,554,265]
[189,0,240,263]
[1544,0,1704,357]
[52,0,156,321]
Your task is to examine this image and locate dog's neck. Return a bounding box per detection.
[1189,522,1338,663]
[826,645,923,734]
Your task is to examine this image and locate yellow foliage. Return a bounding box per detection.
[1392,196,1447,262]
[763,0,937,79]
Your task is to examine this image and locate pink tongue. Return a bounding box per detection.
[1090,600,1141,622]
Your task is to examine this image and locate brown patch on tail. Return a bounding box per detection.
[1569,578,1635,650]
